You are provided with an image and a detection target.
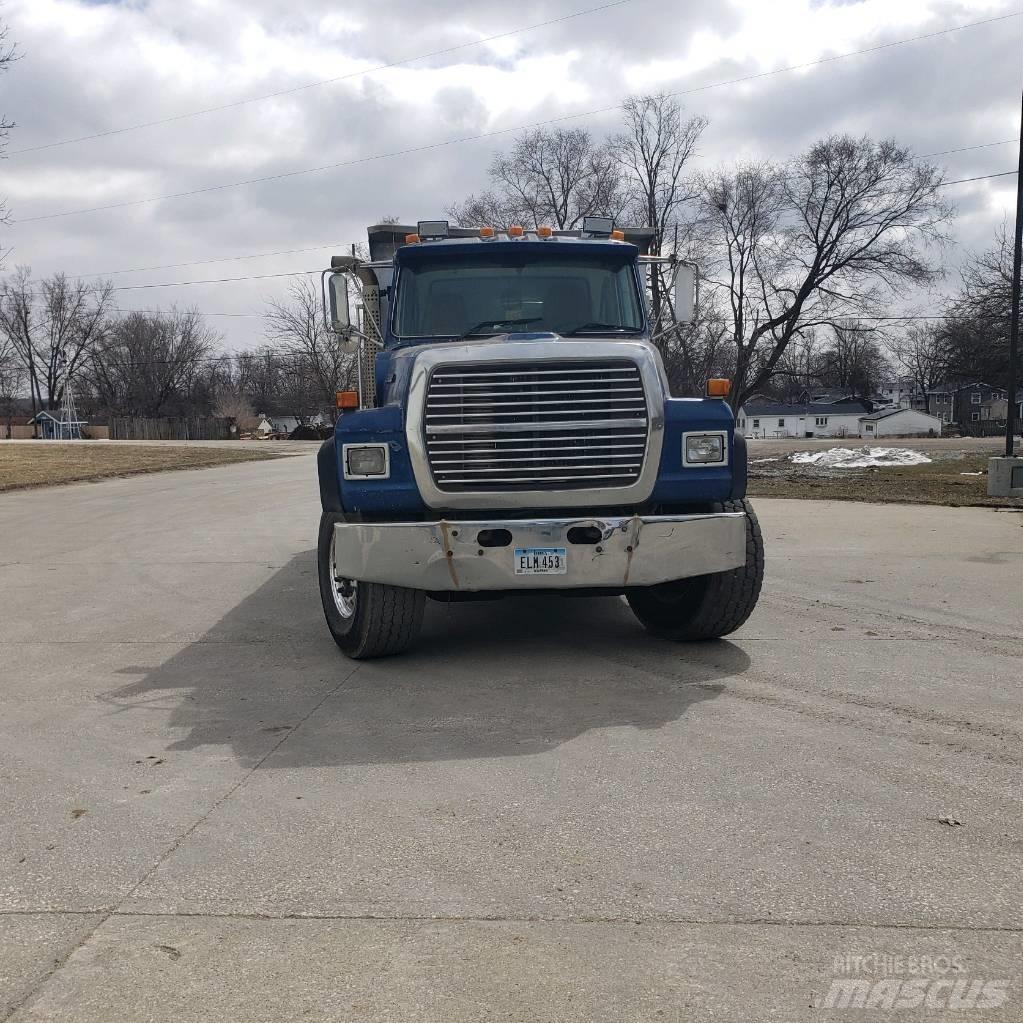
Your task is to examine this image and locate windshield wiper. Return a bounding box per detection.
[458,317,541,339]
[562,321,637,336]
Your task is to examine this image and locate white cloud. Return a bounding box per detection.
[1,0,1018,346]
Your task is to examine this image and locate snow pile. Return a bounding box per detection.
[789,446,932,469]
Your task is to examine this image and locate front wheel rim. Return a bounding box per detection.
[329,535,358,619]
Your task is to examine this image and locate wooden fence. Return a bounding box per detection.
[957,421,1008,438]
[109,416,234,441]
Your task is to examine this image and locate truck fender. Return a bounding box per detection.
[317,437,344,513]
[729,432,748,501]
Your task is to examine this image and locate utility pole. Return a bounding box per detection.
[1005,86,1022,457]
[990,86,1023,496]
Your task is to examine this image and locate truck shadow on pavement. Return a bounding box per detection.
[107,551,750,768]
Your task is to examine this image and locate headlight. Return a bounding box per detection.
[344,443,390,478]
[683,433,726,465]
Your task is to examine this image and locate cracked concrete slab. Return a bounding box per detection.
[10,915,1023,1022]
[2,455,1021,1019]
[0,914,102,1018]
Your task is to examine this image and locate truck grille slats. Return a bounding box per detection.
[424,360,648,492]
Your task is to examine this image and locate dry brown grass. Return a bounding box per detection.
[0,443,289,492]
[748,453,1023,508]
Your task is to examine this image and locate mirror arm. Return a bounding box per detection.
[320,270,334,333]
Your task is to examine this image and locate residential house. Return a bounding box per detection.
[859,407,942,438]
[928,383,1008,428]
[876,377,927,410]
[737,401,870,439]
[796,388,875,410]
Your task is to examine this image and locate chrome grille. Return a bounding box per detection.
[424,360,648,491]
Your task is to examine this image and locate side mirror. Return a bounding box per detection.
[673,264,697,324]
[328,273,351,333]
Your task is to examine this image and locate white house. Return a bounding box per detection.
[737,402,870,440]
[875,377,925,409]
[859,407,942,437]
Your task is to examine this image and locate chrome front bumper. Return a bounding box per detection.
[332,513,747,592]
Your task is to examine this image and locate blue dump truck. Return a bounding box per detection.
[316,219,763,658]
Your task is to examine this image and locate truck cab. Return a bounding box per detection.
[316,219,763,658]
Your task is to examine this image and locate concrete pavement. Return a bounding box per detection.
[1,455,1021,1020]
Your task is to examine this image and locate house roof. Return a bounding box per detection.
[29,411,87,424]
[743,401,870,417]
[860,407,940,422]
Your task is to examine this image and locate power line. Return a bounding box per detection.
[44,136,1018,281]
[109,269,320,292]
[939,170,1018,186]
[50,161,1017,294]
[81,242,347,278]
[6,0,640,157]
[921,138,1018,158]
[14,9,1022,226]
[77,168,1012,294]
[111,307,262,318]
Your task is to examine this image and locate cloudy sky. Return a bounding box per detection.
[1,0,1020,348]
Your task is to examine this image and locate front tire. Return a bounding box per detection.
[626,499,764,641]
[317,511,425,659]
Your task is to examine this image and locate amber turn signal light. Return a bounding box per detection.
[336,390,359,410]
[706,378,731,398]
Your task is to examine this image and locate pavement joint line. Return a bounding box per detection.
[116,661,364,908]
[0,640,313,646]
[0,663,361,1023]
[2,908,1022,934]
[767,592,1023,645]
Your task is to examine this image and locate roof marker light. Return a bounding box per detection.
[404,233,420,244]
[706,378,731,398]
[508,224,524,238]
[537,225,553,238]
[611,229,625,241]
[479,226,495,239]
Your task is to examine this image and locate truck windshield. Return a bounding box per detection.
[393,255,643,339]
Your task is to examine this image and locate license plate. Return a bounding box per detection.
[514,547,567,575]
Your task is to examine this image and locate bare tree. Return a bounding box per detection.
[935,224,1013,385]
[0,329,23,436]
[817,321,890,397]
[449,127,626,230]
[264,277,355,420]
[214,389,255,423]
[234,347,287,415]
[769,332,824,401]
[887,324,950,399]
[1,12,17,256]
[613,93,707,327]
[0,269,113,416]
[696,136,951,409]
[88,308,218,417]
